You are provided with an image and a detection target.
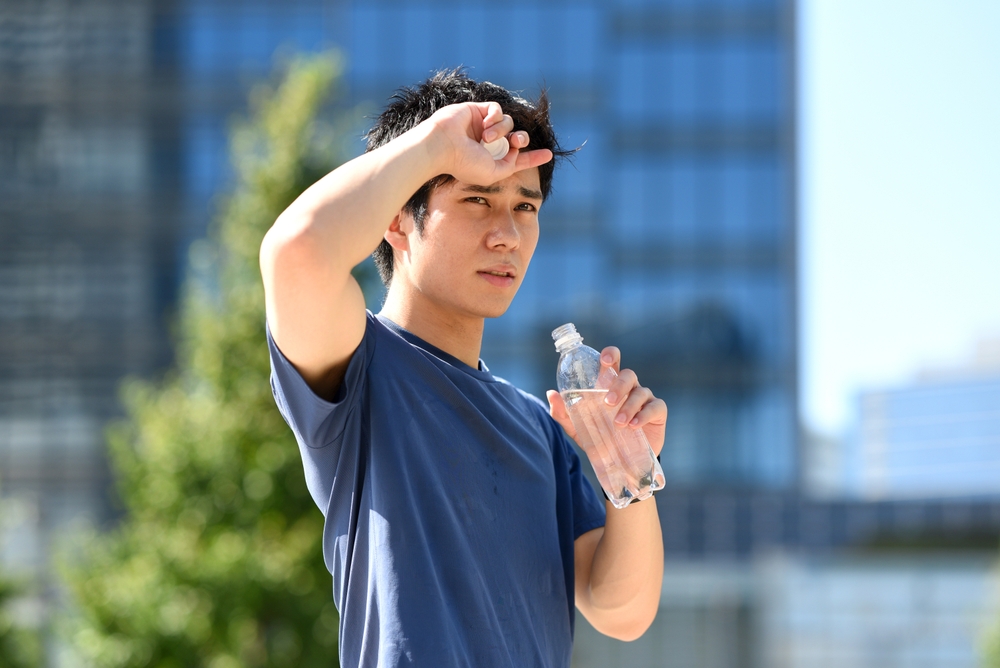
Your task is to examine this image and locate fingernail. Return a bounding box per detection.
[484,129,496,142]
[604,392,617,405]
[629,417,639,426]
[615,413,627,425]
[601,354,612,364]
[520,132,529,144]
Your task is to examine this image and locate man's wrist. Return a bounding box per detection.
[387,114,452,186]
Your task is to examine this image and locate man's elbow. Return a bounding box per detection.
[262,211,310,260]
[260,212,327,279]
[606,617,656,643]
[591,604,658,642]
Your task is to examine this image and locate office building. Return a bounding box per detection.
[571,554,1000,668]
[846,338,1000,500]
[0,0,180,572]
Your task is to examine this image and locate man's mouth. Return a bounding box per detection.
[478,269,517,287]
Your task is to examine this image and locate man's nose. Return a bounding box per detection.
[486,210,520,249]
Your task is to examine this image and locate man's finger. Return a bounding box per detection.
[630,398,668,428]
[509,131,530,149]
[600,346,621,374]
[603,368,638,407]
[614,386,654,426]
[482,113,514,143]
[480,102,504,128]
[510,147,553,172]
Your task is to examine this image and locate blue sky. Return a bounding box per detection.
[799,0,1000,434]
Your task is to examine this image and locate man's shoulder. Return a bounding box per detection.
[494,376,548,412]
[491,376,560,437]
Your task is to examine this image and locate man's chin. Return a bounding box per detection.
[474,297,516,320]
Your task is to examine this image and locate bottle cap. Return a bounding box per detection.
[480,136,509,160]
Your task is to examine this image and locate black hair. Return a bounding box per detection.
[365,68,573,286]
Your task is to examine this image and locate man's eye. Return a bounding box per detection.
[466,197,487,205]
[515,203,537,212]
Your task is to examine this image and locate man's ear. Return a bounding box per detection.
[384,212,410,252]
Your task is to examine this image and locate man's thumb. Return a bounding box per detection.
[546,390,575,438]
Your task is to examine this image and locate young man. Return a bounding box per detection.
[260,70,666,666]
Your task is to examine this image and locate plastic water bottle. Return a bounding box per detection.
[552,323,665,509]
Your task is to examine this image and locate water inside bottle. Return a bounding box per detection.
[561,388,665,508]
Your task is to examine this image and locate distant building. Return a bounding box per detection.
[572,554,1000,668]
[757,554,1000,668]
[0,0,178,573]
[846,338,1000,500]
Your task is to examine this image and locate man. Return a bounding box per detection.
[260,70,666,666]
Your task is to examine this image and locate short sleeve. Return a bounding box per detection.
[518,393,606,540]
[266,314,374,510]
[533,399,605,628]
[556,428,606,539]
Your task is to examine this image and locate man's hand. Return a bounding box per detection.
[546,345,667,641]
[427,101,553,187]
[546,346,668,457]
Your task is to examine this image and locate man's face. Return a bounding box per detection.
[395,168,543,320]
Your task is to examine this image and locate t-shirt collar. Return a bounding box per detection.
[376,314,495,382]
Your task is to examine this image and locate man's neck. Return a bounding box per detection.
[379,286,485,369]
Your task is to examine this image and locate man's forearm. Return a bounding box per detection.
[266,120,447,270]
[586,499,663,640]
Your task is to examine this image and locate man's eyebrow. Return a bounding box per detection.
[461,184,502,194]
[460,183,544,200]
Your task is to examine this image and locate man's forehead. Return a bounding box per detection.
[453,169,543,200]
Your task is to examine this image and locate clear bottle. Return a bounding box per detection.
[552,323,665,509]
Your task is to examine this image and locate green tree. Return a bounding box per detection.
[987,583,1000,668]
[0,576,40,668]
[62,52,368,668]
[0,500,42,668]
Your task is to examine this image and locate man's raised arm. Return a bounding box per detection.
[259,101,551,401]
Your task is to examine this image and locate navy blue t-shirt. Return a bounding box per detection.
[267,312,606,667]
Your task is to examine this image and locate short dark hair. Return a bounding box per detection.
[366,68,572,286]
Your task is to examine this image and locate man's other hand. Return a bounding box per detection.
[546,346,667,456]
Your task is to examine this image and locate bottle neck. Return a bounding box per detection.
[554,334,584,353]
[552,323,584,353]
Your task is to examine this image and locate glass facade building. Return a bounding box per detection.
[0,0,176,574]
[572,556,1000,668]
[847,372,1000,500]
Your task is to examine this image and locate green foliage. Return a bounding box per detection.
[62,52,357,668]
[987,632,1000,668]
[0,571,41,668]
[987,577,1000,668]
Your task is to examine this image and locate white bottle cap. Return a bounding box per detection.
[480,136,509,160]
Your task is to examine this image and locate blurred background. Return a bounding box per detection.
[1,0,999,666]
